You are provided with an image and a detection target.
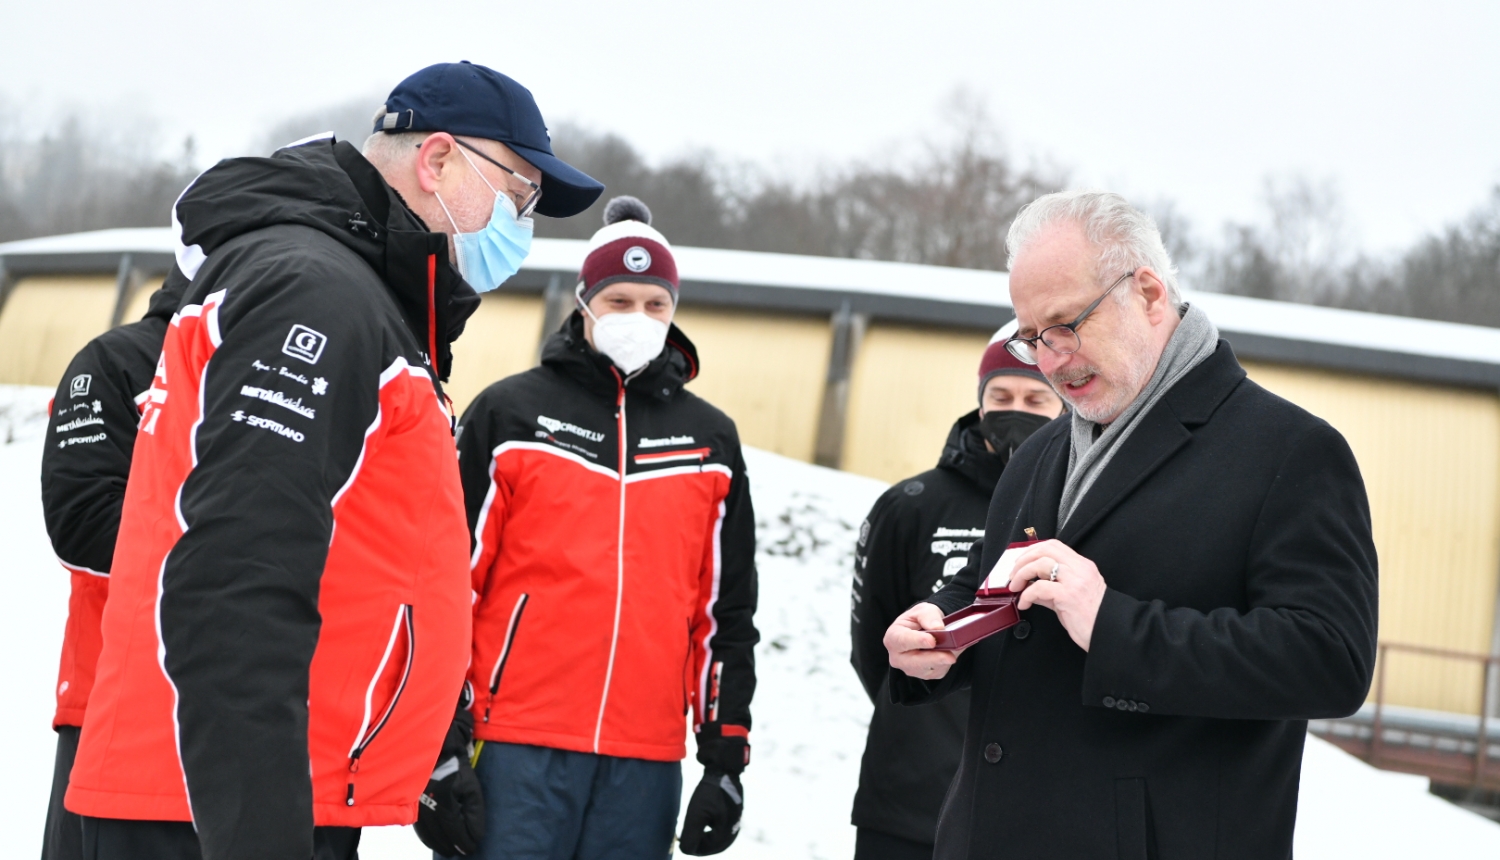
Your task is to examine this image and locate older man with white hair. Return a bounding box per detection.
[883,191,1378,859]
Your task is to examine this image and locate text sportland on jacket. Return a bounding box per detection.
[458,311,758,764]
[42,272,187,729]
[65,136,479,859]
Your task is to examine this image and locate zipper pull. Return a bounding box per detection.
[346,783,355,807]
[483,704,492,724]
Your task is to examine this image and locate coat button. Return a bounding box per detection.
[1115,699,1129,711]
[1137,702,1149,713]
[983,743,1003,764]
[1012,620,1031,640]
[1128,700,1138,712]
[1102,696,1116,708]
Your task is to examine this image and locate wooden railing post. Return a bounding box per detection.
[1477,655,1494,790]
[1371,643,1388,765]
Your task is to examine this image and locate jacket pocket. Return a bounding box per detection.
[483,593,530,723]
[345,605,414,804]
[1115,777,1156,860]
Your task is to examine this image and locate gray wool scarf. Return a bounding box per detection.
[1058,303,1219,529]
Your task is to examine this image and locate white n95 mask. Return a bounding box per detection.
[578,287,671,375]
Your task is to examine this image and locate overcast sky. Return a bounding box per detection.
[3,0,1495,256]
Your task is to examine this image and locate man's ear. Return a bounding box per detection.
[1135,267,1173,324]
[414,133,459,195]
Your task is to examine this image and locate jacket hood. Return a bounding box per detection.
[142,265,192,323]
[540,310,699,401]
[938,410,1007,493]
[171,136,479,381]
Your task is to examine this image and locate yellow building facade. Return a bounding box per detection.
[4,233,1499,719]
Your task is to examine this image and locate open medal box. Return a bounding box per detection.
[927,537,1038,650]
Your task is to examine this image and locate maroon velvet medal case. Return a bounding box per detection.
[927,538,1039,650]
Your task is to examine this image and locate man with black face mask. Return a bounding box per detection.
[849,327,1063,860]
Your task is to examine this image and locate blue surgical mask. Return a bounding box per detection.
[435,148,534,292]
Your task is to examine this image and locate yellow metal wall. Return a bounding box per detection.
[673,307,831,463]
[0,276,118,387]
[119,277,167,324]
[1243,361,1500,714]
[842,323,991,483]
[5,269,1500,717]
[446,294,546,415]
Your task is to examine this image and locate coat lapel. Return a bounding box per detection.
[1058,404,1190,546]
[1027,431,1070,540]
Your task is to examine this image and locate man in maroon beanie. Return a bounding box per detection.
[433,196,759,859]
[848,325,1063,860]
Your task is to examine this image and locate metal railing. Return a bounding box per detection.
[1312,642,1500,791]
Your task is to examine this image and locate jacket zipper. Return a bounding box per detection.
[593,370,629,753]
[426,253,440,379]
[346,604,415,805]
[483,593,530,724]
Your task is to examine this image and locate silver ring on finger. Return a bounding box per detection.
[1049,561,1059,582]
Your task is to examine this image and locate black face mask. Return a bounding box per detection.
[979,410,1053,462]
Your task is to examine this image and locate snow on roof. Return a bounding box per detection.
[6,229,1500,370]
[0,228,179,256]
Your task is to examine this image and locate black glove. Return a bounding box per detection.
[679,736,748,856]
[413,694,486,857]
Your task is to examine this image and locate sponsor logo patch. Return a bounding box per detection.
[69,374,91,398]
[623,246,652,272]
[56,416,105,433]
[933,527,985,538]
[639,435,695,448]
[282,325,327,364]
[239,385,316,419]
[537,415,605,443]
[58,433,107,448]
[231,410,306,443]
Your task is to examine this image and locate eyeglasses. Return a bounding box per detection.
[419,137,544,218]
[1004,269,1137,365]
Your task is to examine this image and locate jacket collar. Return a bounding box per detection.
[1032,340,1246,545]
[332,141,478,382]
[938,410,1007,493]
[540,311,700,402]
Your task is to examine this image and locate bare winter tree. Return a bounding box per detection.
[0,108,198,244]
[540,94,1061,271]
[1388,187,1500,326]
[1201,175,1357,304]
[257,97,386,155]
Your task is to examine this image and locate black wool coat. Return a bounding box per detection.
[892,342,1378,860]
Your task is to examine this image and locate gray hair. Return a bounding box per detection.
[360,123,428,169]
[1005,191,1181,304]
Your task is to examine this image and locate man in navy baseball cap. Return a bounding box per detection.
[364,61,603,292]
[373,61,602,218]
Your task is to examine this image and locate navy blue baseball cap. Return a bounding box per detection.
[374,61,604,218]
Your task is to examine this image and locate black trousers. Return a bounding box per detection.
[79,817,361,860]
[43,726,84,860]
[854,827,934,860]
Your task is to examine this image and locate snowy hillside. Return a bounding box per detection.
[3,383,1499,858]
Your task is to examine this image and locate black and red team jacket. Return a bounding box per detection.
[457,312,758,766]
[41,274,185,730]
[66,137,479,859]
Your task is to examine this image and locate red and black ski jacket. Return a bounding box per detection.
[457,312,758,767]
[41,272,186,729]
[65,137,478,858]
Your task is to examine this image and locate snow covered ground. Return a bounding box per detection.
[4,381,1499,858]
